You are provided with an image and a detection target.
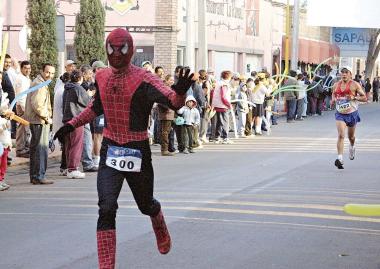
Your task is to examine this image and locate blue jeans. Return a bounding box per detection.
[82,123,94,169]
[286,99,297,121]
[29,124,50,181]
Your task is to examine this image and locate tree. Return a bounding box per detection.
[74,0,106,65]
[365,29,380,79]
[26,0,58,79]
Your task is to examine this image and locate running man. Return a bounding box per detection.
[332,66,367,169]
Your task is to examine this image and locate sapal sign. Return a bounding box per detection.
[332,28,371,57]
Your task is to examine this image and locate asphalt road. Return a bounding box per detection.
[1,103,380,269]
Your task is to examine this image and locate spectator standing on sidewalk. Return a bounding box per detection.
[0,71,13,191]
[62,70,90,179]
[2,55,16,146]
[364,78,371,102]
[14,61,32,157]
[177,95,200,153]
[158,75,176,156]
[91,60,107,167]
[295,73,306,120]
[236,82,249,137]
[283,70,298,123]
[372,76,379,102]
[24,63,55,185]
[53,72,71,175]
[212,71,233,144]
[80,64,98,172]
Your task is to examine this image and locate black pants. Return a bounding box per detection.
[97,138,161,231]
[373,89,379,102]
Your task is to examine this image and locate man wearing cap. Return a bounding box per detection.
[92,60,107,72]
[332,66,366,169]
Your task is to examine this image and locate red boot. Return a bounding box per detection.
[150,210,171,254]
[97,230,116,269]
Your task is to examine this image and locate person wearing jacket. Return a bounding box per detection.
[159,75,176,156]
[212,71,233,143]
[236,83,249,137]
[53,72,71,175]
[177,95,200,153]
[24,63,55,185]
[283,70,298,123]
[62,70,90,179]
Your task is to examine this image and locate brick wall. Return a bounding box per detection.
[154,0,178,74]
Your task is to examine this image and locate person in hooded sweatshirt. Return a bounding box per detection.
[177,95,200,154]
[62,70,90,179]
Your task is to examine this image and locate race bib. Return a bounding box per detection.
[336,99,352,114]
[106,146,142,172]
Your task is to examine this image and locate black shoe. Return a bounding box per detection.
[16,152,30,158]
[334,159,344,169]
[83,166,98,172]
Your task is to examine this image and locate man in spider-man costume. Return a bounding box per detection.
[54,28,196,268]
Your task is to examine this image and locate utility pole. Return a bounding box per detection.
[284,0,290,75]
[185,0,195,70]
[198,0,208,70]
[291,0,300,71]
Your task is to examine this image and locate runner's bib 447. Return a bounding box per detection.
[336,99,352,114]
[106,146,142,172]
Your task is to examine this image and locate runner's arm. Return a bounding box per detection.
[351,81,367,102]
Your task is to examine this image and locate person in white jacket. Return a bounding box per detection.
[52,72,71,175]
[177,95,200,153]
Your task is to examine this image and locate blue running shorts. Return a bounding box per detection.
[335,110,361,127]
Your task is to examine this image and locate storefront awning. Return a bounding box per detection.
[282,36,340,64]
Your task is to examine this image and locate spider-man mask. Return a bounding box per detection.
[106,28,134,69]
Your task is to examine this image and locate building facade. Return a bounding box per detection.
[1,0,340,77]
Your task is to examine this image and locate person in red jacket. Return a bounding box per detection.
[54,28,196,269]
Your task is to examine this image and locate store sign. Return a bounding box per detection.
[206,0,243,19]
[332,28,370,57]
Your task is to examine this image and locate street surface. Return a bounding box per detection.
[1,104,380,269]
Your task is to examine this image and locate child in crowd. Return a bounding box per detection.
[0,71,13,191]
[177,95,200,154]
[236,83,249,137]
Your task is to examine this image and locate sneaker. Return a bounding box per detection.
[214,139,221,144]
[161,151,175,156]
[182,149,189,154]
[59,169,67,176]
[200,137,208,143]
[67,170,85,179]
[334,159,344,169]
[0,182,9,191]
[189,148,195,153]
[196,144,204,149]
[83,166,98,172]
[349,145,356,160]
[222,139,234,144]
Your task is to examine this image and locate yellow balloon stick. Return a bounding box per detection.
[0,32,9,71]
[344,204,380,217]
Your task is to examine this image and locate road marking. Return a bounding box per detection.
[41,204,380,224]
[1,212,380,236]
